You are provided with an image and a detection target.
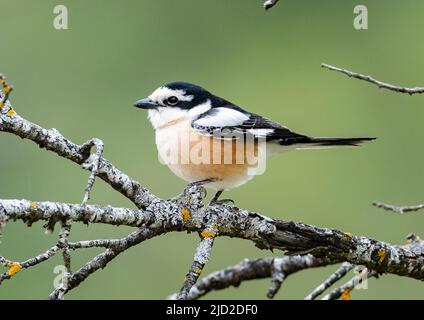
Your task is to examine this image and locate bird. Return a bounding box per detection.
[134,82,375,204]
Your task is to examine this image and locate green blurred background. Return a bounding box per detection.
[1,0,424,299]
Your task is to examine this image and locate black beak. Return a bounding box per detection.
[133,98,159,109]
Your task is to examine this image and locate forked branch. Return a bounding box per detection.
[1,71,423,300]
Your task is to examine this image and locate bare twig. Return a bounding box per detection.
[0,74,13,108]
[304,262,354,300]
[266,255,334,298]
[321,63,424,95]
[80,138,104,205]
[321,267,377,300]
[0,199,155,229]
[169,255,333,300]
[322,64,424,216]
[177,224,219,300]
[373,201,424,214]
[267,258,286,298]
[0,245,60,284]
[0,257,21,283]
[48,227,159,299]
[56,220,72,300]
[68,239,120,249]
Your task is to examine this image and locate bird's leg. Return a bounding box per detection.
[183,179,215,198]
[169,179,217,205]
[210,190,223,204]
[209,189,235,206]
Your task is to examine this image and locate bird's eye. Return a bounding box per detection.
[166,96,179,106]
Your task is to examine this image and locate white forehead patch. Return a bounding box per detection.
[149,86,194,103]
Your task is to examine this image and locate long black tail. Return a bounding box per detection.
[305,137,376,147]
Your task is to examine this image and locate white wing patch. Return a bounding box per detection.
[188,100,212,118]
[247,129,274,137]
[193,107,250,127]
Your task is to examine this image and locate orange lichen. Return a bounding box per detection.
[7,262,21,277]
[181,208,191,220]
[377,249,386,263]
[344,232,353,238]
[30,201,37,209]
[6,108,15,117]
[3,86,11,94]
[194,268,202,274]
[0,102,3,109]
[341,288,352,300]
[201,230,216,239]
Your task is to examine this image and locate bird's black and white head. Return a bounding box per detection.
[134,82,217,129]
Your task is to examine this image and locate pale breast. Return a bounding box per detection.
[155,118,263,190]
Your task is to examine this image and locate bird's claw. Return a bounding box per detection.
[209,198,235,206]
[183,184,207,199]
[168,184,208,206]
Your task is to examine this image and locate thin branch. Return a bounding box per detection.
[176,224,219,300]
[267,258,286,298]
[68,239,120,249]
[56,221,71,299]
[48,227,159,299]
[0,245,60,284]
[169,255,333,300]
[0,103,158,210]
[321,63,424,95]
[321,268,377,300]
[0,74,13,109]
[321,235,423,300]
[266,255,334,298]
[373,201,424,214]
[80,139,104,205]
[304,262,354,300]
[0,199,155,229]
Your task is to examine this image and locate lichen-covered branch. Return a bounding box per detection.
[169,255,333,300]
[48,227,159,299]
[0,199,155,229]
[373,201,424,214]
[321,63,424,95]
[304,262,353,300]
[80,138,104,205]
[1,245,60,283]
[321,268,377,300]
[56,220,72,300]
[177,224,219,300]
[1,73,424,299]
[2,197,424,283]
[0,93,157,210]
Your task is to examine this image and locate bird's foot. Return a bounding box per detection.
[208,190,235,207]
[209,198,235,206]
[168,179,216,207]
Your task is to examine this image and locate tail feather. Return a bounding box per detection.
[303,137,376,147]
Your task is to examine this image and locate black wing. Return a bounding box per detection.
[192,104,310,145]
